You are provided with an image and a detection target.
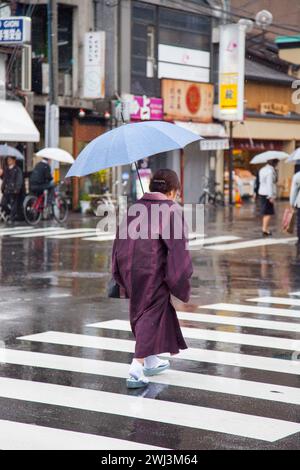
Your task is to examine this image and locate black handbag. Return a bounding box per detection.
[107,278,121,298]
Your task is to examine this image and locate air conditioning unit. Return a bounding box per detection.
[22,45,32,92]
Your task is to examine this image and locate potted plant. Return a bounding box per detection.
[79,193,91,214]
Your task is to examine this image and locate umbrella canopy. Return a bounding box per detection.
[36,148,74,165]
[66,121,202,178]
[250,151,289,165]
[286,148,300,163]
[0,144,24,160]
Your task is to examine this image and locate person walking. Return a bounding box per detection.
[258,159,279,236]
[29,158,55,203]
[290,170,300,245]
[0,156,23,223]
[112,169,193,388]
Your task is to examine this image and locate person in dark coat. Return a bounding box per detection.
[0,156,23,223]
[29,158,55,203]
[112,169,193,388]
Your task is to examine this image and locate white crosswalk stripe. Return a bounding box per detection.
[1,296,299,448]
[207,238,298,251]
[0,420,166,450]
[0,377,299,442]
[87,319,300,352]
[199,303,300,319]
[17,331,300,374]
[248,297,300,307]
[1,348,299,405]
[176,311,300,333]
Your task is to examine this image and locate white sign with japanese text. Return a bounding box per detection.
[219,24,246,122]
[83,31,105,99]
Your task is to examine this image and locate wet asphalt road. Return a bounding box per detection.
[0,201,299,450]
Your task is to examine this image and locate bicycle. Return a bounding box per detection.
[23,185,69,226]
[199,177,225,206]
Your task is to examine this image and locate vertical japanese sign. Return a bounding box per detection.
[219,24,246,122]
[83,31,105,99]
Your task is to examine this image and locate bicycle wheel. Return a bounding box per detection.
[23,195,42,226]
[52,196,69,223]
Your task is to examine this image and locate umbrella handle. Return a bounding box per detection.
[135,162,145,195]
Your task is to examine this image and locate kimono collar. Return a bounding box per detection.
[141,192,169,201]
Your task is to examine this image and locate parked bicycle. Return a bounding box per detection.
[199,177,225,206]
[23,183,68,226]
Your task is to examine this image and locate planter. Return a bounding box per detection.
[80,200,90,214]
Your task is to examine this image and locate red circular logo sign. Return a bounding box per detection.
[186,85,201,114]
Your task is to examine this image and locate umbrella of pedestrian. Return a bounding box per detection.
[286,148,300,164]
[65,121,202,191]
[0,144,24,160]
[36,147,75,165]
[250,151,289,165]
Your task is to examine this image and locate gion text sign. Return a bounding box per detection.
[0,17,31,44]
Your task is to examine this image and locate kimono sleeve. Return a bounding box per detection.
[112,237,125,289]
[163,207,193,303]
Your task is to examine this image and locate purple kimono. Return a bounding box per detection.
[112,192,193,358]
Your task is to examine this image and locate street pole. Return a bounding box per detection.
[47,0,60,180]
[228,121,234,205]
[48,0,58,105]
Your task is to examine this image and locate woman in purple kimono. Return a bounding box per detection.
[112,169,193,388]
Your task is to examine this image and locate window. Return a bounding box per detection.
[147,26,156,78]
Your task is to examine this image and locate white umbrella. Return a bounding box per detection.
[250,151,289,165]
[286,148,300,163]
[36,148,74,165]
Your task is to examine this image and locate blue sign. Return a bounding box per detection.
[0,17,31,44]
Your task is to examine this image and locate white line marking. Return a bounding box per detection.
[290,292,300,297]
[248,297,300,307]
[83,235,116,241]
[175,311,300,333]
[0,377,299,442]
[11,228,68,238]
[17,331,300,375]
[48,230,97,240]
[207,238,298,251]
[1,348,299,405]
[199,303,300,320]
[0,420,165,450]
[87,320,300,352]
[189,236,241,247]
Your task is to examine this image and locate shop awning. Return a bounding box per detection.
[0,100,40,142]
[174,121,227,138]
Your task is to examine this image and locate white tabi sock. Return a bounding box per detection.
[144,355,169,369]
[129,359,144,380]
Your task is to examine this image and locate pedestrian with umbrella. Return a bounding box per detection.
[66,120,200,388]
[251,151,289,237]
[287,149,300,245]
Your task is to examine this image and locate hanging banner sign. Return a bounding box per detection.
[83,31,105,99]
[219,24,246,122]
[0,17,31,44]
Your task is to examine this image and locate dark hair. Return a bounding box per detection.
[149,169,181,194]
[270,159,279,167]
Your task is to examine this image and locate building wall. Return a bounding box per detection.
[245,81,296,113]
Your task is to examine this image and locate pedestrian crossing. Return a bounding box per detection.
[1,293,300,449]
[0,226,297,251]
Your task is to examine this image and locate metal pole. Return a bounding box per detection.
[48,0,58,106]
[229,121,234,205]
